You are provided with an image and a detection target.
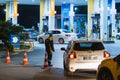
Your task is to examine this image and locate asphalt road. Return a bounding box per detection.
[0,40,120,80]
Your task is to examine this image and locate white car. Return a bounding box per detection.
[61,40,110,76]
[37,29,78,44]
[116,33,120,39]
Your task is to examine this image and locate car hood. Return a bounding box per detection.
[38,33,45,37]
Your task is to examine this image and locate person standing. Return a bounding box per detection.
[45,33,54,66]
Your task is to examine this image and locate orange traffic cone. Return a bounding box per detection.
[43,53,49,69]
[5,50,11,63]
[23,50,29,65]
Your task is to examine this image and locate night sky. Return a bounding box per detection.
[18,5,40,29]
[0,4,5,21]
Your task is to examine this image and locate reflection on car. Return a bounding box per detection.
[22,28,39,40]
[61,40,110,76]
[37,29,78,44]
[97,54,120,80]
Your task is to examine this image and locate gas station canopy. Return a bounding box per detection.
[0,0,120,5]
[0,0,87,5]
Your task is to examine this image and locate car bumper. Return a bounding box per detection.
[68,62,101,72]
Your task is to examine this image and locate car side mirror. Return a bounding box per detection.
[61,47,66,51]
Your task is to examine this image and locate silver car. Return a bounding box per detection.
[61,40,110,76]
[37,29,78,44]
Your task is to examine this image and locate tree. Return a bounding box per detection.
[0,20,24,51]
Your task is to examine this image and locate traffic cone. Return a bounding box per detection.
[22,50,29,65]
[43,53,49,69]
[5,50,11,63]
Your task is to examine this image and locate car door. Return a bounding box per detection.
[116,55,120,79]
[51,31,56,43]
[52,30,61,43]
[64,41,72,66]
[44,32,49,40]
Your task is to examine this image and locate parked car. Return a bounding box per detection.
[116,33,120,39]
[22,28,39,40]
[37,29,78,44]
[97,54,120,80]
[61,40,110,76]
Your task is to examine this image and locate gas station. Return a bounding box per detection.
[0,0,120,41]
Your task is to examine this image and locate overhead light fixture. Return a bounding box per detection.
[63,1,66,4]
[32,0,35,2]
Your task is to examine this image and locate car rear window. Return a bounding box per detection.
[73,42,105,51]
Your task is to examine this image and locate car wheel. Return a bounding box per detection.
[97,68,113,80]
[64,63,74,76]
[58,38,64,44]
[116,35,120,39]
[38,38,44,43]
[63,61,66,69]
[64,69,74,76]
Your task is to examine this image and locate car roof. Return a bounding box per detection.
[23,28,34,30]
[71,39,103,43]
[50,29,68,31]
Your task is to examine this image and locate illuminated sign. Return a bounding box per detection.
[50,0,55,16]
[10,34,20,44]
[13,0,18,18]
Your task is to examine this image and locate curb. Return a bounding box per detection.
[103,41,115,43]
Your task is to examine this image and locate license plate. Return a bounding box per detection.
[78,55,98,60]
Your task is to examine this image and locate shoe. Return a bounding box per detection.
[49,64,53,66]
[48,61,53,67]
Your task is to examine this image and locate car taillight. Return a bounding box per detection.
[26,32,30,35]
[68,52,77,59]
[104,51,110,58]
[65,34,71,37]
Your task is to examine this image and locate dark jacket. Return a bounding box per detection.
[45,38,54,54]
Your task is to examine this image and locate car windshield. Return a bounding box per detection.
[73,42,105,51]
[23,29,37,33]
[62,29,70,33]
[45,31,52,35]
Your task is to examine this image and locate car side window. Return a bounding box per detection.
[45,32,49,35]
[114,54,120,64]
[52,31,56,34]
[53,31,60,34]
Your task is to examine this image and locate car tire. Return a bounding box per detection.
[64,63,74,76]
[63,61,66,69]
[38,38,44,43]
[116,35,120,39]
[58,38,64,44]
[97,68,113,80]
[64,69,74,76]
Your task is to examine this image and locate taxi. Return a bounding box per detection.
[97,54,120,80]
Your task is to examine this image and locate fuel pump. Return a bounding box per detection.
[63,18,69,30]
[91,14,100,39]
[107,16,112,39]
[42,16,49,33]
